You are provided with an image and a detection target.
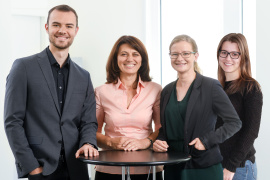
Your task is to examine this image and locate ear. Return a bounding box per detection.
[75,26,79,36]
[45,24,49,33]
[194,52,199,62]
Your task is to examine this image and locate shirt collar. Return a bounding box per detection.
[138,77,145,88]
[46,46,70,67]
[116,76,145,90]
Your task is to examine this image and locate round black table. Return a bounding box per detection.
[79,149,191,180]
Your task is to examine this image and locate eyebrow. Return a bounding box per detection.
[51,22,75,26]
[120,50,139,53]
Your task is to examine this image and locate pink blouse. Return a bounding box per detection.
[95,78,162,174]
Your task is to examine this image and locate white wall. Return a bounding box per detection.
[243,0,256,78]
[0,1,16,180]
[161,0,225,86]
[256,0,270,179]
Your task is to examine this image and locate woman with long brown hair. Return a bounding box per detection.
[216,33,263,180]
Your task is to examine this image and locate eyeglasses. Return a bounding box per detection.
[219,50,241,59]
[169,51,196,59]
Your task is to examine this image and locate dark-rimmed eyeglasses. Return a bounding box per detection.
[169,51,196,59]
[219,50,241,59]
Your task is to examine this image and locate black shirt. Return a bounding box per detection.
[46,47,70,114]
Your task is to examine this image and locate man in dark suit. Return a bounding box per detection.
[4,4,98,180]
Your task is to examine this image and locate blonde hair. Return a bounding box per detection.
[169,34,202,74]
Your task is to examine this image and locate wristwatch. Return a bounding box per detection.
[147,137,153,148]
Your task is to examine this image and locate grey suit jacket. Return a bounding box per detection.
[4,49,97,180]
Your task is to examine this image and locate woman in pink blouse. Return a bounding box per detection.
[94,35,163,180]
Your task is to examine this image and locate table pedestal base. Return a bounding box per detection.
[121,166,156,180]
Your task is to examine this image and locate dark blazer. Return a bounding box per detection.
[4,49,98,180]
[157,72,241,168]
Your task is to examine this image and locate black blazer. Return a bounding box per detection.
[4,49,98,179]
[157,72,241,168]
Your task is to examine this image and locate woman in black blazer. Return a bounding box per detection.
[153,34,242,180]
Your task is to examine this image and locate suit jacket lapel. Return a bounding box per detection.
[37,49,61,116]
[161,80,177,139]
[162,81,176,116]
[161,92,170,130]
[185,72,202,124]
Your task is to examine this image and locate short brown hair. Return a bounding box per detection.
[106,35,151,85]
[217,33,260,94]
[47,4,78,27]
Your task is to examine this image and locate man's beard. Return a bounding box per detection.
[49,37,74,50]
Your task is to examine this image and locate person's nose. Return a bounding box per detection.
[176,53,184,60]
[127,54,133,61]
[225,53,232,61]
[58,26,67,34]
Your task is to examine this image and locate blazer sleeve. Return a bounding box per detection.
[200,80,242,149]
[78,72,98,149]
[4,59,40,176]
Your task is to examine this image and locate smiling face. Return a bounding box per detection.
[117,44,142,77]
[218,41,241,80]
[170,41,198,74]
[45,10,78,50]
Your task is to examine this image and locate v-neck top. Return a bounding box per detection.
[165,80,194,152]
